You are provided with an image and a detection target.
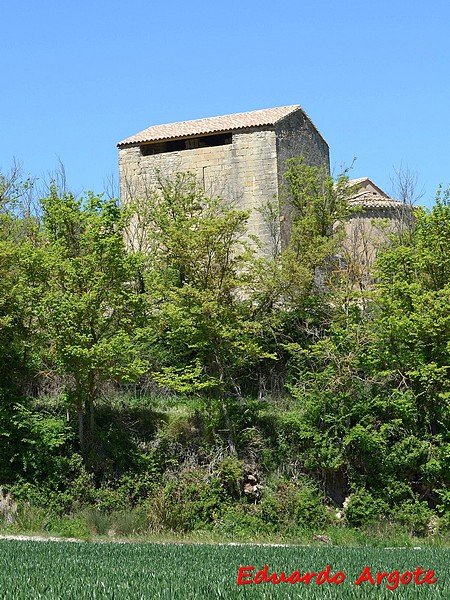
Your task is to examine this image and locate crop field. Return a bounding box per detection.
[1,539,450,599]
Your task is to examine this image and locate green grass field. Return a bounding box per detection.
[1,540,450,599]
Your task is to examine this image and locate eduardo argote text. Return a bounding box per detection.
[237,564,437,591]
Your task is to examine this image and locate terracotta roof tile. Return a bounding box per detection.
[118,105,302,147]
[349,191,410,210]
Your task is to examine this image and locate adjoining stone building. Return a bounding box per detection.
[117,105,329,255]
[337,177,413,290]
[117,105,409,259]
[344,177,412,260]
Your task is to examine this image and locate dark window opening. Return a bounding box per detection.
[140,132,232,156]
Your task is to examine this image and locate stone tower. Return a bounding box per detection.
[117,105,329,255]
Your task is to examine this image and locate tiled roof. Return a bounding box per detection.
[345,177,408,209]
[118,105,303,147]
[349,191,409,210]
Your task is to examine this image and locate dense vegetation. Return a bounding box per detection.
[0,160,449,541]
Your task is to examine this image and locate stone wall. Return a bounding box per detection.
[119,127,279,253]
[341,205,411,288]
[275,110,330,248]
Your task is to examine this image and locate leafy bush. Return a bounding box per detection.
[217,455,243,499]
[146,467,226,532]
[344,489,389,527]
[217,503,270,536]
[295,483,331,529]
[45,515,91,540]
[393,499,433,536]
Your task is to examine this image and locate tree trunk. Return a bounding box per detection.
[77,398,84,451]
[87,372,96,437]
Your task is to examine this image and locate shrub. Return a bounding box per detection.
[46,515,91,540]
[217,456,243,499]
[146,467,226,532]
[257,479,331,531]
[345,489,389,527]
[393,499,433,536]
[217,503,270,536]
[295,483,331,529]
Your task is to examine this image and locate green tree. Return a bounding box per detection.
[137,172,275,452]
[374,188,450,433]
[0,168,47,480]
[253,157,353,311]
[283,187,450,508]
[0,167,40,390]
[38,185,147,449]
[249,157,355,400]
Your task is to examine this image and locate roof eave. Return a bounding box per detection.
[116,104,308,148]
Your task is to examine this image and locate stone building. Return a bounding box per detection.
[117,105,329,254]
[340,177,413,287]
[117,105,409,259]
[344,177,412,259]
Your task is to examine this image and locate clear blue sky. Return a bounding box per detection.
[2,0,449,205]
